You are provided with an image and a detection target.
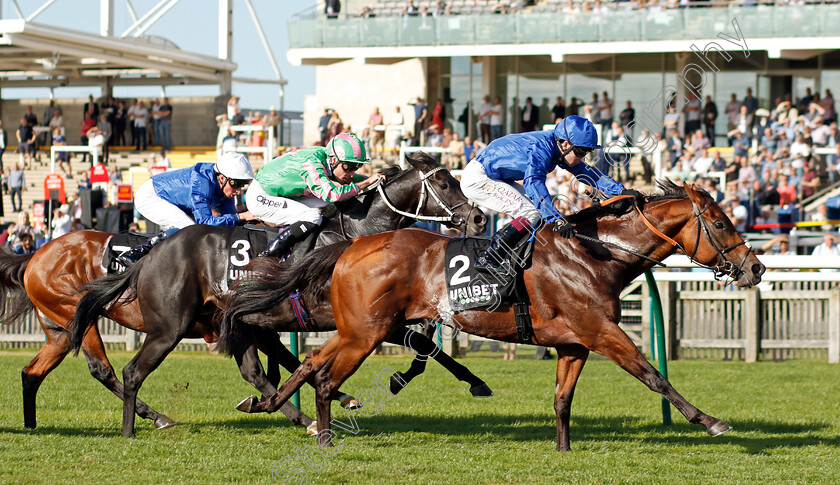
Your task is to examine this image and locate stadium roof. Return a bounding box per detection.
[0,19,237,88]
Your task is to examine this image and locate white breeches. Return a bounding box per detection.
[134,179,195,230]
[460,160,540,225]
[245,179,324,226]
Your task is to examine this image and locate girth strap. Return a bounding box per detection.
[514,302,534,344]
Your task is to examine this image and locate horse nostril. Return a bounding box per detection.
[474,215,487,226]
[752,263,764,276]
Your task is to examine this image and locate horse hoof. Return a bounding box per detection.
[470,383,494,398]
[236,395,259,413]
[154,415,176,429]
[338,394,361,410]
[707,420,732,437]
[389,372,407,395]
[306,421,318,436]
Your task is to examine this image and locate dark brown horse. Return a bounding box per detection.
[3,152,487,433]
[71,153,489,438]
[219,181,765,451]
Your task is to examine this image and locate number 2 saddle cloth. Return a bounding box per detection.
[443,236,534,313]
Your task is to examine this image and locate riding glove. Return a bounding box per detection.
[553,218,575,238]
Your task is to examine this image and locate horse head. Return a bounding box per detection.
[676,182,765,287]
[398,151,487,236]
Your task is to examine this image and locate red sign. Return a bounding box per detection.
[90,163,110,184]
[32,201,45,232]
[149,165,168,177]
[117,185,133,203]
[43,173,67,204]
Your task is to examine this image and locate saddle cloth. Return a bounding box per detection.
[444,236,533,313]
[104,232,154,274]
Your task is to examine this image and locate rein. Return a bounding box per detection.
[576,194,748,280]
[376,166,468,226]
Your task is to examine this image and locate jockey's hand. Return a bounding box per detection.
[238,210,257,222]
[357,173,385,191]
[553,218,574,239]
[620,188,646,205]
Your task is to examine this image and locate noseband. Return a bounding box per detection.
[583,195,750,281]
[377,166,471,228]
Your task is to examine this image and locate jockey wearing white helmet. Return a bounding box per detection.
[117,152,257,266]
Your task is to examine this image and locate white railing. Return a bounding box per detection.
[224,124,276,161]
[50,145,99,173]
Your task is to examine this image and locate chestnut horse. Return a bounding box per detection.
[219,181,765,451]
[70,153,489,438]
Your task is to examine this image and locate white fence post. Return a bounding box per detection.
[744,288,760,363]
[829,288,840,364]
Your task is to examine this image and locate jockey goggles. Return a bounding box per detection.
[227,178,250,189]
[339,161,363,172]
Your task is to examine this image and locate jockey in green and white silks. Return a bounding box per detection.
[250,133,385,258]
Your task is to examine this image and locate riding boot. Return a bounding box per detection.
[116,231,169,267]
[475,222,527,274]
[259,221,319,258]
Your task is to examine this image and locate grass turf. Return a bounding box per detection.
[1,350,839,484]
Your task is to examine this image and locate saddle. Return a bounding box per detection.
[444,236,536,343]
[104,232,154,274]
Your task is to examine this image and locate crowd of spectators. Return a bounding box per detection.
[341,0,826,19]
[215,96,281,156]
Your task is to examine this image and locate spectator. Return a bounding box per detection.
[53,127,71,178]
[0,120,5,172]
[734,106,754,142]
[11,232,35,255]
[663,106,680,137]
[776,174,797,206]
[702,94,718,144]
[319,108,331,146]
[16,118,35,168]
[490,96,504,141]
[742,87,758,115]
[226,96,240,121]
[48,107,64,139]
[87,126,105,166]
[520,96,538,132]
[703,177,724,203]
[812,235,840,272]
[598,91,613,142]
[683,91,702,136]
[97,114,112,163]
[359,6,375,17]
[84,94,99,121]
[327,110,343,139]
[389,106,405,149]
[810,203,833,232]
[404,0,419,16]
[477,95,493,144]
[821,89,836,124]
[132,101,149,151]
[761,234,796,256]
[725,93,741,134]
[0,223,15,246]
[369,107,385,158]
[43,100,57,130]
[665,129,682,168]
[448,132,465,169]
[412,97,427,145]
[463,136,484,162]
[51,204,73,238]
[619,100,635,138]
[325,0,341,17]
[551,96,566,123]
[159,97,173,151]
[800,160,819,199]
[798,87,814,114]
[431,99,445,130]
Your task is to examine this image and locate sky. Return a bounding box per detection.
[0,0,317,111]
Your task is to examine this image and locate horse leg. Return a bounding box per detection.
[580,321,731,436]
[553,344,590,452]
[231,327,315,427]
[80,325,175,429]
[254,328,284,389]
[21,324,72,429]
[386,324,493,397]
[253,334,342,414]
[121,332,182,438]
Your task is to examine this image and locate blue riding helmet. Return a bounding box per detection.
[553,115,602,149]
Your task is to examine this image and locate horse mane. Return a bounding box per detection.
[318,165,408,220]
[566,179,689,224]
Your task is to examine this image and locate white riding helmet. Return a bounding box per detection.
[215,152,254,180]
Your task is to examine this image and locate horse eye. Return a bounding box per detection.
[440,183,448,190]
[714,221,724,230]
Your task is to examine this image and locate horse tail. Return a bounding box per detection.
[71,257,146,353]
[0,249,35,326]
[217,239,354,356]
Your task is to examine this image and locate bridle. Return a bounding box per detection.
[376,165,473,228]
[580,194,750,281]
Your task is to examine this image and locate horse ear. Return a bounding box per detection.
[683,181,704,205]
[405,151,438,172]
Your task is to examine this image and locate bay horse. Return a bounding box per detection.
[70,152,489,438]
[219,181,765,451]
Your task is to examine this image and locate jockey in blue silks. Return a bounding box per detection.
[460,115,643,272]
